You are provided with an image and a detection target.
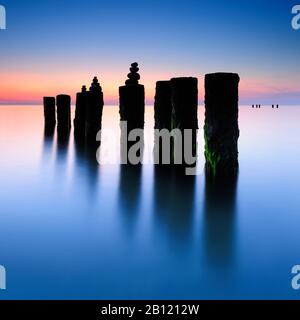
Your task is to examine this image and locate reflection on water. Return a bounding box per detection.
[43,126,55,158]
[57,130,71,161]
[153,166,195,249]
[1,106,300,299]
[74,139,100,196]
[118,165,142,232]
[203,176,237,269]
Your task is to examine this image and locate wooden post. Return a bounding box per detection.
[170,77,198,166]
[119,63,145,131]
[154,81,172,131]
[85,77,104,143]
[56,94,71,132]
[204,72,240,178]
[43,97,56,129]
[119,63,145,164]
[154,81,172,165]
[74,85,87,138]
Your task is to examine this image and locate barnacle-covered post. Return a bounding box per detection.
[204,72,240,178]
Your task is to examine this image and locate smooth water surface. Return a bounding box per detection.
[0,105,300,299]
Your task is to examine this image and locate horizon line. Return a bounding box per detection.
[1,103,299,107]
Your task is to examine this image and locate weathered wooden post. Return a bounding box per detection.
[74,85,87,138]
[154,81,172,165]
[119,63,145,164]
[204,72,240,178]
[154,81,172,131]
[43,97,56,129]
[56,94,71,132]
[170,77,198,166]
[85,77,104,144]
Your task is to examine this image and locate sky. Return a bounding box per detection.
[0,0,300,105]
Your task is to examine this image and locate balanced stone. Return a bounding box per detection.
[43,97,56,128]
[125,62,142,86]
[56,94,71,132]
[204,72,240,178]
[85,77,104,143]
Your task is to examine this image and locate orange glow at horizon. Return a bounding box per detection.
[0,71,298,104]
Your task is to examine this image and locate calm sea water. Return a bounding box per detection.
[0,105,300,300]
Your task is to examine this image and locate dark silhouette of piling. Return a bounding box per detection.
[154,81,172,165]
[74,85,88,138]
[276,104,279,108]
[204,72,240,178]
[252,105,254,108]
[119,63,145,165]
[119,63,145,131]
[43,97,56,129]
[171,77,198,130]
[170,77,198,166]
[154,81,172,131]
[56,94,71,133]
[85,77,104,143]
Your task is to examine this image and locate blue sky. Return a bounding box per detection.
[0,0,299,104]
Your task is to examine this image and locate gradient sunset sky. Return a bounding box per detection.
[0,0,299,105]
